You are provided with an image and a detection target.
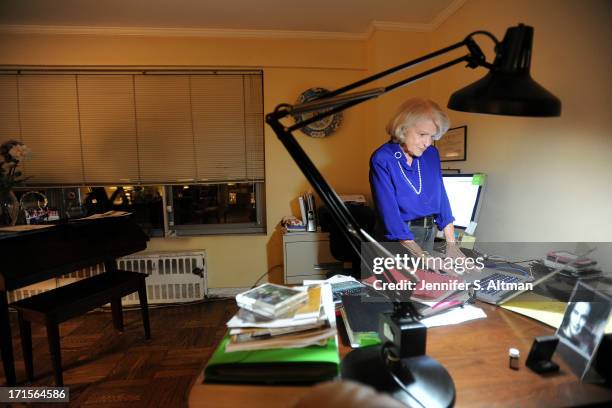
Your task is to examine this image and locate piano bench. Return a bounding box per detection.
[11,270,151,387]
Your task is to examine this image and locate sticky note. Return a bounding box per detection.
[472,173,486,186]
[460,235,476,249]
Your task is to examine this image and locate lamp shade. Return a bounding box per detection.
[448,24,561,117]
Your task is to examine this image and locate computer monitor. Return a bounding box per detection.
[442,173,484,229]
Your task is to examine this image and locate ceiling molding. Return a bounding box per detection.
[366,0,466,37]
[0,24,368,41]
[0,1,466,40]
[368,21,433,36]
[430,0,468,30]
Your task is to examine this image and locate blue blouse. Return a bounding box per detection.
[369,142,454,241]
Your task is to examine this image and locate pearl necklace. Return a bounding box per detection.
[397,157,422,195]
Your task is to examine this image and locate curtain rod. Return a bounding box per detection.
[0,67,262,75]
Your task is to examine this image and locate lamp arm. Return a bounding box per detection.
[264,31,496,292]
[466,30,500,48]
[266,113,367,278]
[269,32,495,125]
[276,54,470,133]
[311,39,469,101]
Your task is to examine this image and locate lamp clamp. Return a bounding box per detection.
[381,305,427,360]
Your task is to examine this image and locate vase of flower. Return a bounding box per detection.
[0,189,19,226]
[0,139,31,225]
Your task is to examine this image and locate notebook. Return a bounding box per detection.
[340,291,390,348]
[204,335,340,384]
[362,267,468,304]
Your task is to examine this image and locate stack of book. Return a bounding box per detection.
[204,283,340,384]
[226,283,336,352]
[543,250,601,276]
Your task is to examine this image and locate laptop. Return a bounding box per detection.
[457,252,558,305]
[425,247,557,305]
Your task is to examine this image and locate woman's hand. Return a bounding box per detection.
[445,241,465,261]
[400,240,451,275]
[400,240,425,257]
[445,242,480,275]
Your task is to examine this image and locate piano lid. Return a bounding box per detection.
[0,215,149,291]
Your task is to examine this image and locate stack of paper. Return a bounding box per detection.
[297,192,317,231]
[225,285,337,352]
[543,250,600,276]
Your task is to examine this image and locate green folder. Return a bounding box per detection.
[204,334,340,384]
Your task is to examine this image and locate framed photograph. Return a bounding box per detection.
[556,281,611,382]
[435,125,467,162]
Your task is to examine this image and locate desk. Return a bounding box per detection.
[188,303,612,407]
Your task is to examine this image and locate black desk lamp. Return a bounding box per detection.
[266,24,560,408]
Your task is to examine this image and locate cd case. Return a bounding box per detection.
[236,283,309,319]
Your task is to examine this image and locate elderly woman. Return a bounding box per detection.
[369,98,463,260]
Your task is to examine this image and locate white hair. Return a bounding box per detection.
[386,98,450,143]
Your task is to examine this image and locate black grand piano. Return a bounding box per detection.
[0,215,149,385]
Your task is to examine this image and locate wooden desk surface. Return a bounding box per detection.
[188,303,612,408]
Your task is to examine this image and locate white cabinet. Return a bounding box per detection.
[283,231,337,284]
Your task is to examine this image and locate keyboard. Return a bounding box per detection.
[331,280,365,303]
[475,272,530,304]
[478,272,522,295]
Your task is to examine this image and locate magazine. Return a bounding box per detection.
[235,283,308,319]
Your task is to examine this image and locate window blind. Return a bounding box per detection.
[0,75,20,140]
[244,75,265,181]
[191,74,246,182]
[0,70,264,186]
[18,75,84,185]
[77,75,140,184]
[134,75,197,184]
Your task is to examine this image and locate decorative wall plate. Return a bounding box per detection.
[292,87,343,138]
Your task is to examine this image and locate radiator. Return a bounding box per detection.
[118,251,207,305]
[7,250,207,305]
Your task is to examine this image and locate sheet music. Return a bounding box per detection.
[0,224,56,232]
[72,210,131,221]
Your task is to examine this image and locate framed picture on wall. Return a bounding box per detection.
[435,125,467,162]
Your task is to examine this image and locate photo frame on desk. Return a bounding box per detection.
[435,125,467,162]
[555,281,611,383]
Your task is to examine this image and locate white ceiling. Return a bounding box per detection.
[0,0,463,34]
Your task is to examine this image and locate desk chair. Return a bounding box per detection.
[319,204,376,280]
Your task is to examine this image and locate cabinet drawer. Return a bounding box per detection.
[285,273,328,285]
[284,239,336,283]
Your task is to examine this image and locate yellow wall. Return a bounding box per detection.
[0,34,365,69]
[1,0,610,286]
[0,33,372,288]
[364,30,432,175]
[429,0,612,242]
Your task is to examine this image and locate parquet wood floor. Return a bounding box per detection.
[1,299,237,407]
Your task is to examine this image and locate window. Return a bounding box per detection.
[1,69,265,235]
[167,182,265,235]
[14,186,166,237]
